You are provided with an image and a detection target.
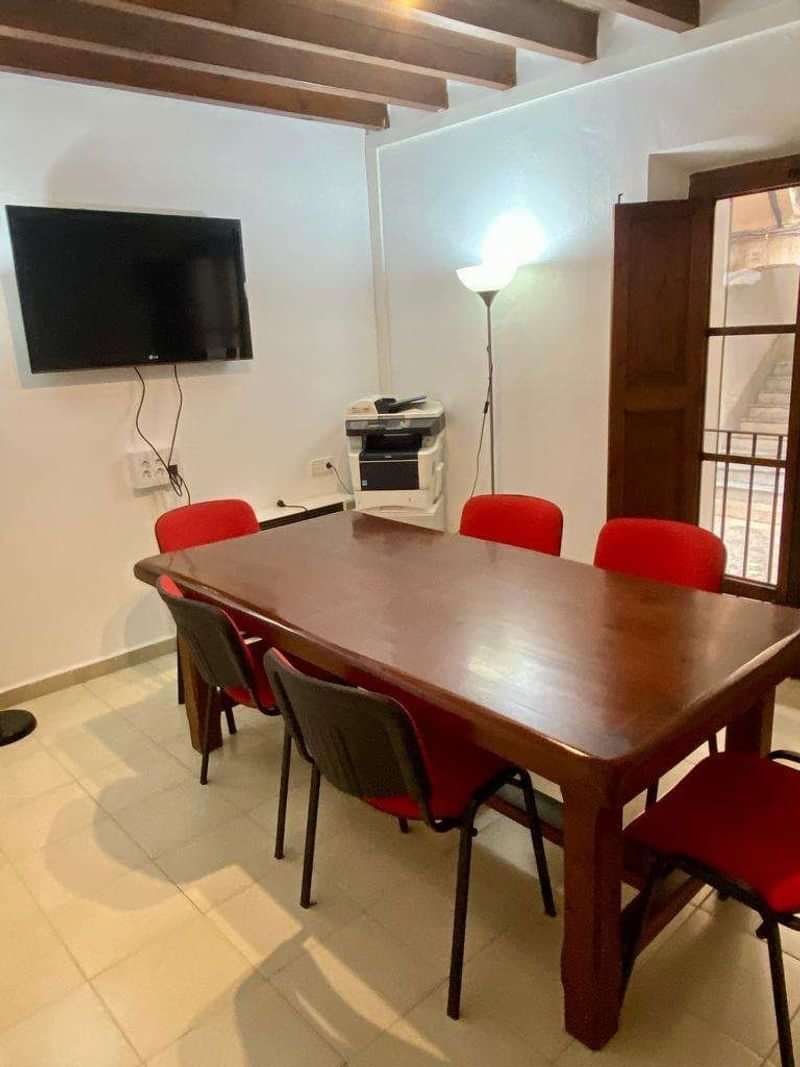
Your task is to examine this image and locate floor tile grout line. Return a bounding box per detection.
[684,1010,778,1065]
[7,791,215,988]
[87,931,262,1064]
[44,724,180,781]
[84,981,147,1065]
[0,865,146,1056]
[267,968,354,1064]
[9,670,800,1064]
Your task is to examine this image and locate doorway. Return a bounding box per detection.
[608,154,800,602]
[693,165,800,602]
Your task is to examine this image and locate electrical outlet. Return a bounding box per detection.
[127,448,178,491]
[309,456,334,477]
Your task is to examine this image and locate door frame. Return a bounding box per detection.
[689,154,800,605]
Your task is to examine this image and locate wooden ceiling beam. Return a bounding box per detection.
[0,32,389,127]
[0,0,446,109]
[345,0,597,62]
[584,0,698,32]
[83,0,517,88]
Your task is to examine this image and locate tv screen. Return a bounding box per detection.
[6,206,253,373]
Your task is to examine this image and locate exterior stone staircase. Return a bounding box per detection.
[739,352,792,443]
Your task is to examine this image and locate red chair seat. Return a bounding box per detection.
[367,728,510,821]
[225,639,275,709]
[625,753,800,914]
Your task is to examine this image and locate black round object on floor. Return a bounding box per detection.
[0,709,37,746]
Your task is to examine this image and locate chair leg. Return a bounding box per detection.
[448,808,477,1021]
[398,817,410,834]
[199,687,218,786]
[300,765,321,909]
[224,705,237,735]
[645,782,659,808]
[621,861,662,998]
[520,773,556,918]
[765,920,796,1067]
[708,733,719,755]
[176,646,184,706]
[275,724,292,860]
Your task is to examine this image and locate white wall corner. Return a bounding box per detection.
[365,142,393,394]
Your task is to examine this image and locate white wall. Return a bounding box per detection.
[372,17,800,562]
[0,74,378,691]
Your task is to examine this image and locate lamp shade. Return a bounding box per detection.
[457,261,517,295]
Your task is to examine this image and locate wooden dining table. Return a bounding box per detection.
[134,510,800,1051]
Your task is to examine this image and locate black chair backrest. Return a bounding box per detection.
[264,649,435,824]
[157,576,252,694]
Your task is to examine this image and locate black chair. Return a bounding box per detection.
[264,648,556,1021]
[157,577,292,859]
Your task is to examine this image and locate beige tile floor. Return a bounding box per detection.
[2,655,800,1065]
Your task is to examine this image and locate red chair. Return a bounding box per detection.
[155,499,260,554]
[624,751,800,1067]
[459,494,563,555]
[156,577,291,859]
[155,500,260,703]
[593,517,725,593]
[594,517,726,802]
[263,648,556,1021]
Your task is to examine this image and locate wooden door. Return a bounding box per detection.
[608,199,715,521]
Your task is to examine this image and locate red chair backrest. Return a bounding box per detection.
[593,518,726,592]
[155,499,259,553]
[459,494,563,556]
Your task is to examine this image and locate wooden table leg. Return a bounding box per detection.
[561,785,624,1050]
[726,689,775,755]
[177,637,222,755]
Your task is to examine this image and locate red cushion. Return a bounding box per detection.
[625,754,800,914]
[367,725,510,821]
[460,494,563,556]
[158,575,183,598]
[227,650,337,710]
[225,639,275,710]
[156,499,259,553]
[594,518,725,592]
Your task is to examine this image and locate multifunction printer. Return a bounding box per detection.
[345,395,446,530]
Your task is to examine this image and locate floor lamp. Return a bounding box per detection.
[456,262,517,494]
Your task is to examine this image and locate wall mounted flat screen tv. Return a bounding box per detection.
[7,206,253,373]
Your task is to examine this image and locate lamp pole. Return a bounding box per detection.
[456,261,516,499]
[480,290,498,494]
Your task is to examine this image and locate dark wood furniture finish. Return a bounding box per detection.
[0,32,389,129]
[134,511,800,1050]
[346,0,599,61]
[608,198,715,523]
[690,154,800,200]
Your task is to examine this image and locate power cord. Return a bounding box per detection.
[325,460,351,494]
[274,460,350,514]
[134,365,192,504]
[470,373,491,498]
